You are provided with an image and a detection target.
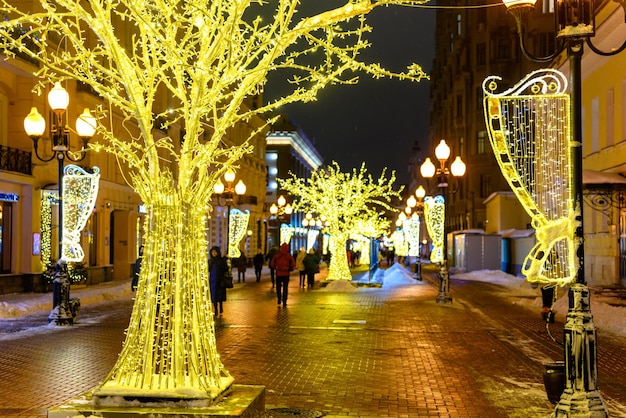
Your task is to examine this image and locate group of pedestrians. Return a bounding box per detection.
[204,244,321,315]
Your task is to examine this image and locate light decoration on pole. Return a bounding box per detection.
[420,140,466,304]
[227,209,250,259]
[270,195,294,245]
[61,165,100,262]
[405,185,426,279]
[213,169,247,259]
[0,0,429,405]
[424,195,445,265]
[24,82,96,326]
[278,162,401,281]
[489,0,626,410]
[483,70,575,285]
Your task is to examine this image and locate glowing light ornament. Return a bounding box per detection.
[61,165,100,262]
[280,223,293,245]
[391,229,407,257]
[424,195,445,264]
[483,69,576,285]
[306,229,319,251]
[0,0,429,403]
[227,208,249,258]
[40,190,57,265]
[278,162,401,281]
[403,216,420,257]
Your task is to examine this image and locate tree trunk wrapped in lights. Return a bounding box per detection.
[0,0,427,401]
[280,161,400,281]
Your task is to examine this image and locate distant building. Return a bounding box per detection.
[266,115,323,253]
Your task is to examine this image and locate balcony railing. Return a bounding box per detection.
[0,145,32,176]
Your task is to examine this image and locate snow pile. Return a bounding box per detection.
[382,263,419,285]
[319,280,360,292]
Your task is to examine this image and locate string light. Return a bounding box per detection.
[227,209,250,258]
[0,0,429,401]
[483,69,576,286]
[40,190,56,267]
[279,161,401,281]
[61,165,100,262]
[424,195,445,264]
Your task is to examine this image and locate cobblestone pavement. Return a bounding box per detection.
[1,264,626,417]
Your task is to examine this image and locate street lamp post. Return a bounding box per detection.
[269,194,293,247]
[406,185,427,280]
[213,168,246,265]
[23,82,96,326]
[501,0,626,414]
[420,139,466,304]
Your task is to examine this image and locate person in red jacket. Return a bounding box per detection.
[270,243,295,307]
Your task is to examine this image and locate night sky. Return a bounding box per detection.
[265,4,437,186]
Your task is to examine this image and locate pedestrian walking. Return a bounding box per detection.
[253,248,264,282]
[296,247,306,287]
[131,245,144,291]
[266,246,279,289]
[269,243,295,307]
[236,253,247,283]
[209,246,228,316]
[303,248,320,288]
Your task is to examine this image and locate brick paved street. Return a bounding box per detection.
[1,264,626,417]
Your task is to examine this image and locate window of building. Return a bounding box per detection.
[480,174,492,198]
[494,27,511,60]
[592,96,599,153]
[476,43,486,66]
[477,130,487,154]
[457,14,462,36]
[537,33,556,57]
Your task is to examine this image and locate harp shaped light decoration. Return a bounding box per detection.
[61,165,100,262]
[227,208,250,258]
[280,223,293,246]
[307,229,320,252]
[424,195,445,264]
[403,217,421,257]
[482,69,577,286]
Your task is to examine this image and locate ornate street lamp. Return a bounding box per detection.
[406,185,427,280]
[501,0,626,414]
[24,82,96,326]
[269,194,293,247]
[213,168,246,263]
[420,139,466,304]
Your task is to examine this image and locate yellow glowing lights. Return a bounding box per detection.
[62,165,100,262]
[279,161,400,281]
[228,209,250,258]
[0,0,429,402]
[424,195,445,264]
[483,69,576,285]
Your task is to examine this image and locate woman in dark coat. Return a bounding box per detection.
[209,246,228,316]
[303,248,321,288]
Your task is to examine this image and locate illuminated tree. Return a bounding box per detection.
[280,162,401,281]
[0,0,427,401]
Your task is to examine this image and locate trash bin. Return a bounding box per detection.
[543,361,565,404]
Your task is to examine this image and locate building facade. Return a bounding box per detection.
[428,0,626,285]
[266,115,323,254]
[0,50,269,295]
[427,0,553,232]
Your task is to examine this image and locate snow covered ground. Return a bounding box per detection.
[1,264,625,338]
[381,263,626,338]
